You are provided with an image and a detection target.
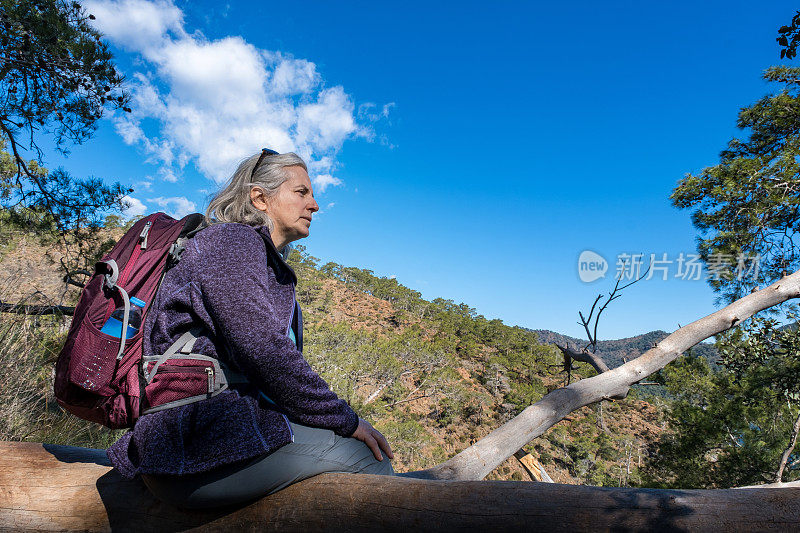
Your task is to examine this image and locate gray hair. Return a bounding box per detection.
[205,151,308,232]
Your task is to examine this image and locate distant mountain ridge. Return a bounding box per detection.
[530,329,719,369]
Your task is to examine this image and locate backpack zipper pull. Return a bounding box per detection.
[206,367,214,394]
[140,221,152,250]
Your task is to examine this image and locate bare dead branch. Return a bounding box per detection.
[406,269,800,481]
[775,410,800,483]
[554,343,611,374]
[62,269,91,289]
[581,260,651,353]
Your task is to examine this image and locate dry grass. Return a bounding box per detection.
[0,223,122,448]
[0,308,123,448]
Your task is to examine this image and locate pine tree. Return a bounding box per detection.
[0,0,131,271]
[671,66,800,303]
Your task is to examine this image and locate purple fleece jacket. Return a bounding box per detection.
[107,223,359,479]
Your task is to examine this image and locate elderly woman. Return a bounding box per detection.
[107,149,394,508]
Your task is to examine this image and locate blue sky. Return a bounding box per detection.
[39,0,798,339]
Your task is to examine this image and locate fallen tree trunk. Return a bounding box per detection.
[5,275,800,529]
[1,441,800,532]
[411,270,800,480]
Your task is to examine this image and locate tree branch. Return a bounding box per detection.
[554,343,611,374]
[0,300,75,316]
[405,269,800,481]
[775,409,800,483]
[364,370,414,405]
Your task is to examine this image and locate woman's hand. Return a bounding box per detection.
[351,417,394,462]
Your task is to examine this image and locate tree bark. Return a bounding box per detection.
[1,441,800,532]
[408,269,800,481]
[775,409,800,483]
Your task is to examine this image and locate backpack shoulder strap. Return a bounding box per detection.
[167,213,207,267]
[180,213,206,238]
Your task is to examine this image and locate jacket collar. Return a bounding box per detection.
[254,225,297,285]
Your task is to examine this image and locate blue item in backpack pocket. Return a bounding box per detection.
[101,297,147,339]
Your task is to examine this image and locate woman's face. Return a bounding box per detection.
[253,165,319,249]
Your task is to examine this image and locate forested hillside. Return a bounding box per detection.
[285,245,671,484]
[532,329,720,368]
[0,226,673,486]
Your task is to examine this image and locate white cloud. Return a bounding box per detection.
[114,116,145,145]
[150,196,197,218]
[85,0,183,55]
[134,178,153,191]
[159,168,178,183]
[356,102,395,142]
[358,102,395,122]
[265,52,320,96]
[312,174,342,193]
[121,195,147,217]
[296,87,356,155]
[87,0,377,191]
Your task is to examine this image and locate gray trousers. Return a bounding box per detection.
[140,422,395,509]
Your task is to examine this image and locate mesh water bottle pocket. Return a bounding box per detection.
[67,317,133,392]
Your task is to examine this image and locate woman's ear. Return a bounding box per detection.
[250,187,269,213]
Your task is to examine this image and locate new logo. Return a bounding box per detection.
[578,250,608,283]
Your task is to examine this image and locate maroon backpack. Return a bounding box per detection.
[54,212,233,429]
